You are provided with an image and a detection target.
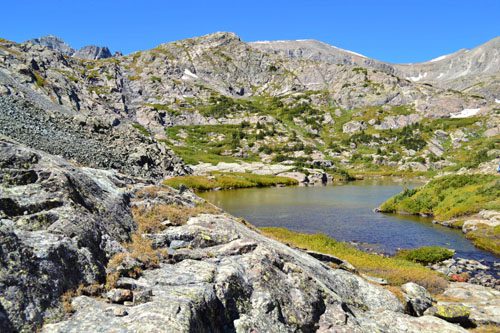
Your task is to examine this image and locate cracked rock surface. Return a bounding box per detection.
[0,140,468,332]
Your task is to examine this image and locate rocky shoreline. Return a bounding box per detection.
[430,258,499,290]
[350,240,499,290]
[3,139,496,332]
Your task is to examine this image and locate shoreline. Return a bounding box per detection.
[375,208,500,258]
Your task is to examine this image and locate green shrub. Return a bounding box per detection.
[273,154,287,163]
[396,246,454,265]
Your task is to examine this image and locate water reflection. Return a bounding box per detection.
[200,180,498,263]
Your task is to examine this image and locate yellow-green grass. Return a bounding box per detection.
[379,174,500,221]
[465,225,500,256]
[260,227,448,293]
[164,172,298,191]
[351,168,435,179]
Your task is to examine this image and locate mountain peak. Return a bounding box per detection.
[73,45,112,60]
[193,31,241,45]
[26,35,116,60]
[27,35,75,56]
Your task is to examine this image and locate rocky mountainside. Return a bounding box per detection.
[0,32,490,119]
[251,36,500,100]
[395,37,500,99]
[1,31,498,179]
[72,45,113,60]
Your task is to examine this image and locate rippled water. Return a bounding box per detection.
[200,180,498,263]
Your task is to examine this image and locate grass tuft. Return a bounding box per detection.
[132,202,220,233]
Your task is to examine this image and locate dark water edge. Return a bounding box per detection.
[200,180,499,266]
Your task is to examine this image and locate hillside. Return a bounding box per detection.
[0,33,498,180]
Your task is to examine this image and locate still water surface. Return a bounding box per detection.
[200,180,498,263]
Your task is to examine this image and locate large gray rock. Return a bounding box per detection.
[401,282,434,316]
[374,114,422,130]
[355,310,467,333]
[433,282,500,326]
[343,120,367,133]
[41,212,463,333]
[0,140,135,332]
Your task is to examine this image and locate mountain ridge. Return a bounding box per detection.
[250,34,500,99]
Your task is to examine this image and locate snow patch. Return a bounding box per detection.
[182,69,198,80]
[430,55,448,62]
[345,50,367,58]
[406,72,428,82]
[495,99,500,104]
[450,108,480,118]
[329,45,367,58]
[437,73,444,79]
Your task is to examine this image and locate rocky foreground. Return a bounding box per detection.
[0,139,483,333]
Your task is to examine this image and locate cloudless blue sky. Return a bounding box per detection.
[1,0,498,63]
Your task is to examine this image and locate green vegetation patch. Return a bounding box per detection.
[132,123,151,136]
[164,172,298,191]
[379,174,500,221]
[465,224,500,256]
[165,124,260,165]
[260,227,448,293]
[89,86,110,95]
[33,71,46,87]
[395,246,454,265]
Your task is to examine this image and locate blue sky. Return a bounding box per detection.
[1,0,498,63]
